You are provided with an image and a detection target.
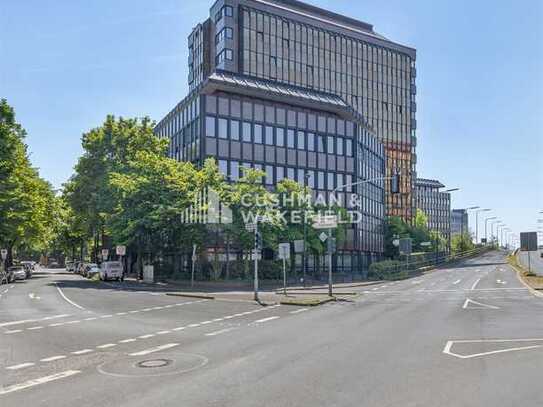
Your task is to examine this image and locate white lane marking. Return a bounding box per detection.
[100,315,113,318]
[443,340,543,359]
[0,314,70,328]
[172,326,186,331]
[49,323,64,327]
[453,279,461,285]
[119,338,137,343]
[138,334,155,339]
[141,308,153,312]
[188,323,201,328]
[84,317,97,321]
[6,362,35,370]
[462,298,500,310]
[470,278,481,290]
[200,320,213,325]
[129,310,140,314]
[96,343,117,349]
[71,349,93,355]
[156,330,171,335]
[205,328,235,336]
[212,318,224,322]
[28,293,40,300]
[0,370,81,395]
[27,326,44,330]
[129,343,179,356]
[290,308,309,314]
[496,279,507,285]
[40,355,67,362]
[55,282,85,310]
[5,329,22,334]
[116,312,127,316]
[65,320,80,325]
[254,316,280,323]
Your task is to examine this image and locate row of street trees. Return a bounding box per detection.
[61,115,341,279]
[0,99,58,266]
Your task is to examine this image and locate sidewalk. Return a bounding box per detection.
[122,276,371,306]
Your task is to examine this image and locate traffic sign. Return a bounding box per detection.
[319,232,328,242]
[116,245,126,256]
[399,238,412,255]
[293,240,304,253]
[278,243,290,260]
[313,214,337,229]
[0,249,7,260]
[520,232,538,251]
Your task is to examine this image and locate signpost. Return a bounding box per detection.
[313,214,338,297]
[520,232,538,274]
[101,249,109,262]
[278,243,290,295]
[246,217,263,302]
[116,246,126,281]
[191,244,197,289]
[399,238,412,271]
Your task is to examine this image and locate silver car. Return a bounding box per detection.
[9,266,27,281]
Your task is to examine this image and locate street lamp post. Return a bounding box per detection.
[475,208,491,244]
[302,172,311,287]
[490,220,501,246]
[484,216,497,245]
[446,189,461,252]
[496,224,505,248]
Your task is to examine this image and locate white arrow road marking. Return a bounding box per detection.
[0,370,81,395]
[129,343,179,356]
[496,279,507,285]
[453,279,461,285]
[462,298,500,309]
[443,339,543,359]
[28,293,40,300]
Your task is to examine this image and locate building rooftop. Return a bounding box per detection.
[415,178,445,189]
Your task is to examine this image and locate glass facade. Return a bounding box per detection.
[238,5,416,219]
[415,179,451,241]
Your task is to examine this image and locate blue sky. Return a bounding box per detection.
[1,0,542,242]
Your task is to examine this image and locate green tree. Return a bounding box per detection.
[451,232,474,254]
[0,99,57,265]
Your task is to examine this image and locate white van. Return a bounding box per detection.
[100,261,124,281]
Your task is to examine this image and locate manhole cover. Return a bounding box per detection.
[136,358,172,368]
[97,352,207,378]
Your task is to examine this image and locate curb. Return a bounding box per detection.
[279,297,336,307]
[511,264,543,298]
[165,292,215,300]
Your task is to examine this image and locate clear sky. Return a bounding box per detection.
[1,0,542,242]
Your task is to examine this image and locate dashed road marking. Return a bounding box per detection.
[290,308,309,314]
[129,343,179,356]
[6,362,35,370]
[96,343,116,349]
[254,316,280,324]
[205,328,235,336]
[119,338,137,343]
[71,349,93,355]
[40,355,67,362]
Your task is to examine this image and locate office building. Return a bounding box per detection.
[415,178,451,241]
[154,0,392,275]
[451,209,468,236]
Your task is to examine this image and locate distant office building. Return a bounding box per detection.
[154,0,391,274]
[415,178,451,241]
[451,209,468,236]
[185,0,417,220]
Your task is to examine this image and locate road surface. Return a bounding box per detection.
[1,251,542,406]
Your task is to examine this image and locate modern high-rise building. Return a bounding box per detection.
[154,0,394,275]
[415,178,451,242]
[451,209,469,236]
[186,0,417,220]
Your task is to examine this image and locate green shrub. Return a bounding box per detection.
[368,260,409,280]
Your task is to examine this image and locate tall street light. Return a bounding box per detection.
[496,223,506,248]
[485,216,497,244]
[491,220,502,246]
[474,208,491,244]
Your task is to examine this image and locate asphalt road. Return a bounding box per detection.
[1,251,542,407]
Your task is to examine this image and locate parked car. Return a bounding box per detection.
[100,261,124,281]
[82,263,98,277]
[20,261,33,278]
[66,262,74,272]
[9,266,27,281]
[86,265,101,279]
[78,262,87,275]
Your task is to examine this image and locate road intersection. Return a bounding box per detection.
[1,251,541,406]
